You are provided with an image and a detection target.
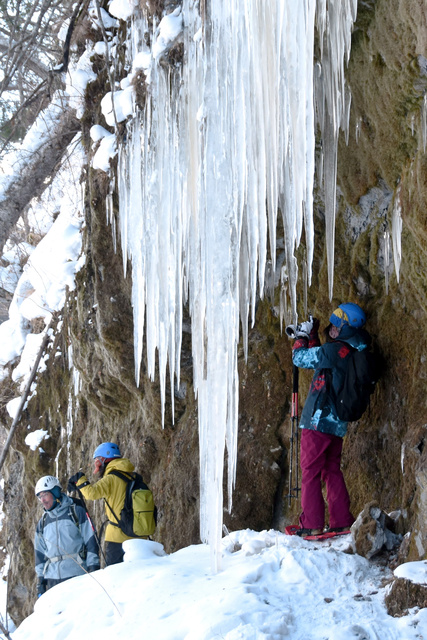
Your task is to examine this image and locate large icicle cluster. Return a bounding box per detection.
[315,0,358,300]
[117,0,357,570]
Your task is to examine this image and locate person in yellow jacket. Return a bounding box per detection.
[68,442,137,566]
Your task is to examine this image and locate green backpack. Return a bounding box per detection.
[105,470,157,538]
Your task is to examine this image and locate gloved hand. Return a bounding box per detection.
[296,318,314,339]
[37,577,46,598]
[67,471,85,493]
[87,566,99,573]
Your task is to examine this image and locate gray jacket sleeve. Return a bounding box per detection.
[34,520,48,578]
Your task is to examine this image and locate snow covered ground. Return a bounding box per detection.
[9,530,427,640]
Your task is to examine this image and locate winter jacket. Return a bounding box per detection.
[292,325,371,438]
[34,494,100,581]
[76,458,137,543]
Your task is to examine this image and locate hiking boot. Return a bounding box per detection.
[294,527,323,537]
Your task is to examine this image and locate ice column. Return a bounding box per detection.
[315,0,357,300]
[118,0,357,572]
[392,189,403,283]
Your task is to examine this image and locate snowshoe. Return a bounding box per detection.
[284,525,351,541]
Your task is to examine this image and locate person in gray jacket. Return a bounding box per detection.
[34,475,100,597]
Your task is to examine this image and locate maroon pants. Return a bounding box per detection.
[299,428,354,530]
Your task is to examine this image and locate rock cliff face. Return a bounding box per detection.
[2,0,427,625]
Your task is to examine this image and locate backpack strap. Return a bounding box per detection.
[41,512,47,535]
[103,470,149,528]
[69,504,88,559]
[104,497,121,528]
[103,470,134,528]
[109,469,148,488]
[109,469,135,483]
[69,504,80,531]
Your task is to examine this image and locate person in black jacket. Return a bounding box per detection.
[291,303,370,536]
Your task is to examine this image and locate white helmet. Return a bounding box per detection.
[35,475,62,496]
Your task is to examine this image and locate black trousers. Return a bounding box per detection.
[105,541,124,566]
[46,576,72,590]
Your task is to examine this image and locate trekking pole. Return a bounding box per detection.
[293,365,300,500]
[285,320,299,505]
[286,364,300,505]
[287,413,294,507]
[290,364,300,501]
[75,487,108,566]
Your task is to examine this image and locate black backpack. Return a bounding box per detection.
[333,347,380,422]
[104,470,157,538]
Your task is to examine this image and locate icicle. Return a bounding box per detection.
[279,265,288,333]
[265,260,274,305]
[323,115,338,300]
[106,177,117,252]
[302,257,308,317]
[315,0,358,300]
[384,230,390,294]
[116,0,358,573]
[392,189,403,284]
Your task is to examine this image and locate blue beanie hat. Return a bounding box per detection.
[329,303,366,329]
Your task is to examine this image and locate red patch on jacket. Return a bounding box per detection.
[311,373,326,391]
[293,338,308,350]
[338,345,350,359]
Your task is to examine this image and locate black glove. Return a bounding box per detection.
[87,566,99,573]
[67,471,85,493]
[37,577,46,598]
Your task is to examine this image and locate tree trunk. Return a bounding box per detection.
[0,107,81,253]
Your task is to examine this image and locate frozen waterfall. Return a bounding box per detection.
[118,0,357,571]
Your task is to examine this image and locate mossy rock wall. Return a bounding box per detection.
[3,0,427,626]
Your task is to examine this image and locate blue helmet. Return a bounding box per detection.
[329,303,366,329]
[93,442,121,459]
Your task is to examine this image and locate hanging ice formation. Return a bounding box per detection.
[117,1,357,571]
[315,0,357,300]
[391,188,403,284]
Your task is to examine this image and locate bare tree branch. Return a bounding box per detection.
[0,106,81,253]
[0,0,75,101]
[0,36,50,81]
